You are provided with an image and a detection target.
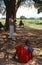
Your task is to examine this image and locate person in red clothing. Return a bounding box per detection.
[13,39,33,63]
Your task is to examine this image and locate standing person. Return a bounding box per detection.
[8,15,14,39]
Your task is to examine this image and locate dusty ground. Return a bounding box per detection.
[0,26,42,65]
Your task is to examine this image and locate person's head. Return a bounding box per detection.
[25,39,30,46]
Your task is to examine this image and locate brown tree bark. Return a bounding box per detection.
[4,0,16,31]
[4,0,22,31]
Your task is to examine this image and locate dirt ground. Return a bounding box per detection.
[0,26,42,65]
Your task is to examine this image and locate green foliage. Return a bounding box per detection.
[20,16,27,19]
[0,19,42,29]
[16,19,42,29]
[33,0,42,13]
[0,18,5,25]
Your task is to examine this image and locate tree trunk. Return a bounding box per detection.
[5,0,16,32]
[5,6,10,31]
[4,0,22,32]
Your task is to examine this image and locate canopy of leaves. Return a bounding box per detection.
[33,0,42,13]
[33,0,42,7]
[20,16,27,19]
[0,0,34,14]
[0,0,42,14]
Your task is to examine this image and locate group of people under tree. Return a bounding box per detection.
[8,17,34,62]
[0,15,34,63]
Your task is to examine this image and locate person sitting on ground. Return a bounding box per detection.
[24,39,33,52]
[13,39,34,63]
[19,20,24,27]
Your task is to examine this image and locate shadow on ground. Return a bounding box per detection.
[0,26,42,65]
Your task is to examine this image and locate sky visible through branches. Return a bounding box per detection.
[0,0,42,18]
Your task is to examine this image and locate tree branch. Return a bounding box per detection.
[4,0,10,6]
[15,0,23,11]
[33,0,42,4]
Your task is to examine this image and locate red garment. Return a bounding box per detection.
[16,44,32,63]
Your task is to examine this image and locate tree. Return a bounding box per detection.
[33,0,42,13]
[20,16,27,19]
[3,0,27,31]
[2,0,34,31]
[1,0,42,31]
[0,0,35,31]
[40,17,42,20]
